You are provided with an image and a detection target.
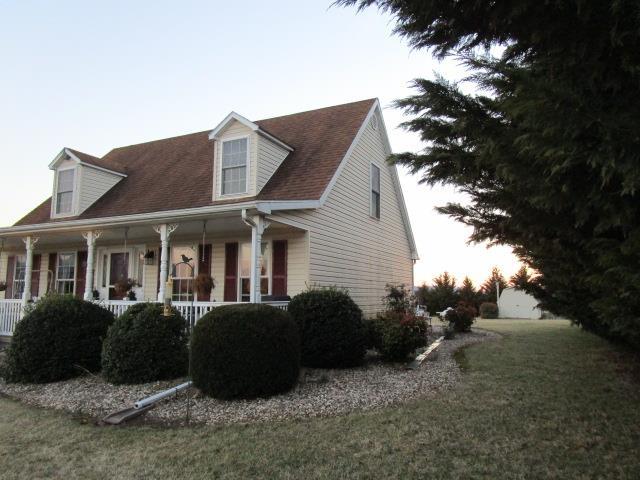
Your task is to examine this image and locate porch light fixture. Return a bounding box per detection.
[144,249,155,265]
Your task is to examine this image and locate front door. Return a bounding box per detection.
[108,252,129,299]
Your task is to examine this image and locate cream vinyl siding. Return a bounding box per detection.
[142,247,159,301]
[77,165,122,213]
[212,230,309,302]
[273,117,414,317]
[256,136,289,192]
[213,120,258,200]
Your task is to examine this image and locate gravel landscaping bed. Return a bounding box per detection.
[0,328,499,426]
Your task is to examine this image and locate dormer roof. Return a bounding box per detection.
[49,148,127,177]
[209,112,294,152]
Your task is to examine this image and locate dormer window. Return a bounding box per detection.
[56,169,75,214]
[221,137,248,195]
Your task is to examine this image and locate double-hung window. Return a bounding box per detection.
[221,138,248,195]
[56,253,76,294]
[12,256,26,299]
[370,164,381,219]
[56,169,75,214]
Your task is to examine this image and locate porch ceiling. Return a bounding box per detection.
[0,213,300,249]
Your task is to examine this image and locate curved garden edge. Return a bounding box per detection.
[0,328,501,427]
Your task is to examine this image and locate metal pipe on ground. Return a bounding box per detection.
[134,381,192,409]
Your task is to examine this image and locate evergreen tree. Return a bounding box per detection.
[510,266,534,291]
[459,276,479,310]
[422,272,459,313]
[480,267,508,304]
[337,0,640,349]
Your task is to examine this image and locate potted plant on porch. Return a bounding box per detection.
[195,273,214,301]
[0,281,6,292]
[114,278,138,301]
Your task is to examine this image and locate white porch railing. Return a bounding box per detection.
[0,299,22,336]
[0,298,289,337]
[99,300,289,324]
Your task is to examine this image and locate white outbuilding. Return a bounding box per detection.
[498,287,543,319]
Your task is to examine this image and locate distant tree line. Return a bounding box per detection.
[415,266,533,315]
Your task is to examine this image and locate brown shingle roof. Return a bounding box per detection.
[67,148,127,175]
[14,98,376,226]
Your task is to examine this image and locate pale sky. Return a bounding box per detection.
[0,0,521,287]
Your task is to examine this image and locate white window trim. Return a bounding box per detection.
[237,240,272,301]
[170,243,199,302]
[95,245,146,300]
[217,135,251,198]
[56,251,77,295]
[51,166,78,218]
[370,162,381,220]
[12,255,26,300]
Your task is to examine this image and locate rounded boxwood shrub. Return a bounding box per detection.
[288,288,367,368]
[101,303,188,384]
[480,302,499,319]
[4,295,113,383]
[372,312,428,361]
[191,304,300,399]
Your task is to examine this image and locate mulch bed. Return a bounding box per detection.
[0,329,499,426]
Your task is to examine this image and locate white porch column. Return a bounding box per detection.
[153,224,178,302]
[243,213,270,303]
[21,236,39,308]
[82,230,102,301]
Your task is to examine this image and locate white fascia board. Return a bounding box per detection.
[48,148,70,169]
[255,200,320,214]
[317,99,419,260]
[209,112,259,139]
[0,201,259,236]
[377,107,419,260]
[209,111,294,152]
[78,161,127,178]
[318,100,379,206]
[256,130,294,152]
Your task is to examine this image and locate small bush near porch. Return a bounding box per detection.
[101,303,188,384]
[4,295,114,383]
[191,304,300,399]
[288,288,367,368]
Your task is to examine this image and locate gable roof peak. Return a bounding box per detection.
[209,111,294,152]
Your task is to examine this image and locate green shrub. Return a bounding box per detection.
[372,311,428,361]
[480,302,499,319]
[4,295,113,383]
[445,304,476,332]
[191,304,300,399]
[288,288,367,368]
[362,318,378,350]
[101,303,188,384]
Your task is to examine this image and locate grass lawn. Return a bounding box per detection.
[1,320,639,479]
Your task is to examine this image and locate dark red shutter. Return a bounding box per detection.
[48,253,57,293]
[31,254,41,298]
[272,240,288,297]
[76,251,88,299]
[224,242,238,302]
[5,255,15,299]
[198,244,212,276]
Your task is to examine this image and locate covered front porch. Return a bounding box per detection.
[0,208,308,336]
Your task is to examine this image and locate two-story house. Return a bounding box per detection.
[0,99,417,335]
